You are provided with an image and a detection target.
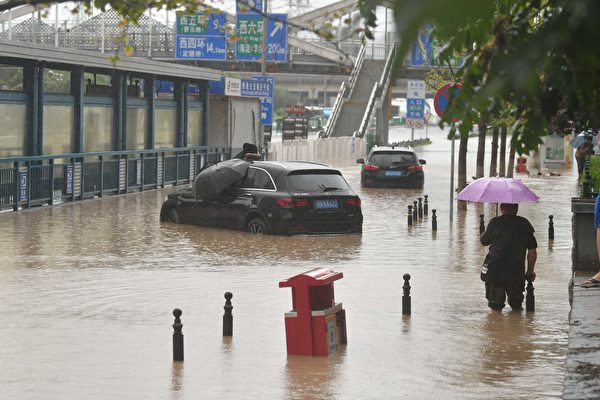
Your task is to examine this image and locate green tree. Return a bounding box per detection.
[360,0,600,153]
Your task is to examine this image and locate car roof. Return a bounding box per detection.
[249,160,338,173]
[371,145,414,153]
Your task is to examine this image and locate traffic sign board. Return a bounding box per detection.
[254,76,274,125]
[235,12,287,62]
[175,13,227,60]
[236,0,263,13]
[434,83,462,119]
[267,14,287,62]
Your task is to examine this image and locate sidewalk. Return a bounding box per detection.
[564,272,600,399]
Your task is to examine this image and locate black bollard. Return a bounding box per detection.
[432,209,437,231]
[413,201,418,221]
[223,292,233,337]
[172,308,184,362]
[418,197,423,219]
[479,214,485,234]
[526,279,535,312]
[408,205,413,226]
[548,215,554,240]
[423,195,428,216]
[402,274,411,315]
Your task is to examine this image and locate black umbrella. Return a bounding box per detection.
[193,158,250,199]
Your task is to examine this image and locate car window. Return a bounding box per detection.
[369,151,416,164]
[286,171,349,192]
[243,168,275,190]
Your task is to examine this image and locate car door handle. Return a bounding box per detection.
[243,193,253,197]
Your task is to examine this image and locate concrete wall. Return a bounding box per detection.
[572,197,599,272]
[267,137,366,167]
[208,96,261,155]
[208,96,229,146]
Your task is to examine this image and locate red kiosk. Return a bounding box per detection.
[279,268,347,356]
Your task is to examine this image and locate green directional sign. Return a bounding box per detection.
[235,12,264,60]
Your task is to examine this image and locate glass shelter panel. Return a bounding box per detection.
[0,64,23,91]
[83,106,113,152]
[126,108,147,150]
[44,69,70,94]
[0,103,26,157]
[155,108,176,148]
[43,105,74,154]
[187,107,202,146]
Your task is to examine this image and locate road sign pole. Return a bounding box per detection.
[261,0,268,149]
[261,0,268,76]
[411,128,414,142]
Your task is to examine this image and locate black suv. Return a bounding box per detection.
[357,146,426,188]
[160,161,363,235]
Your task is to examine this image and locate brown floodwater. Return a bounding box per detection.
[0,127,576,399]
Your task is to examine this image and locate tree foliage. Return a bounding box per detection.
[360,0,600,154]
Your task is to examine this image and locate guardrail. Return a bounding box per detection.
[0,145,230,212]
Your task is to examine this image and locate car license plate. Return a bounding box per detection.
[385,170,402,176]
[315,199,339,209]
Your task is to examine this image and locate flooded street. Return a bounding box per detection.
[0,127,576,399]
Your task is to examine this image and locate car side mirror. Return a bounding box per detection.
[419,159,426,165]
[356,158,365,164]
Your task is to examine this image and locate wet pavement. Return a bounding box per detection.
[0,126,578,399]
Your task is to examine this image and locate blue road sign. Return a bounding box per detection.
[175,13,227,60]
[407,98,425,119]
[236,0,263,13]
[254,76,274,125]
[267,14,287,62]
[19,171,27,201]
[241,78,271,98]
[175,35,227,60]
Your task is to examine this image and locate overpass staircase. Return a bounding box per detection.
[324,42,397,140]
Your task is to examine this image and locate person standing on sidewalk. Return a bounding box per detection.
[480,203,538,310]
[582,194,600,287]
[575,136,594,179]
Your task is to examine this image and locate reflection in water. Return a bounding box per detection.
[162,224,363,266]
[285,349,345,399]
[170,362,184,397]
[478,312,535,384]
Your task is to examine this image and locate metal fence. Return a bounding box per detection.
[0,145,230,211]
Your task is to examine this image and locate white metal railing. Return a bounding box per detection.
[356,42,398,138]
[322,41,367,139]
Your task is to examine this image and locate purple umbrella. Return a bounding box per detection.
[457,177,539,203]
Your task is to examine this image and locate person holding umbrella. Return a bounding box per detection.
[480,203,538,311]
[456,177,541,311]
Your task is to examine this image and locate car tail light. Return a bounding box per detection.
[293,198,309,207]
[277,198,295,208]
[345,197,361,207]
[407,165,423,172]
[364,164,379,171]
[277,198,309,208]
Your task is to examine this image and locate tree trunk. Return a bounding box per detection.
[499,125,507,177]
[458,133,469,210]
[475,114,487,178]
[489,125,499,176]
[507,140,516,178]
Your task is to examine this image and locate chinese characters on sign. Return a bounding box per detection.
[406,80,426,128]
[175,13,227,60]
[254,76,274,125]
[235,13,287,62]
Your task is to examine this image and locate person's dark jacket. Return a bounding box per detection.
[480,214,537,286]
